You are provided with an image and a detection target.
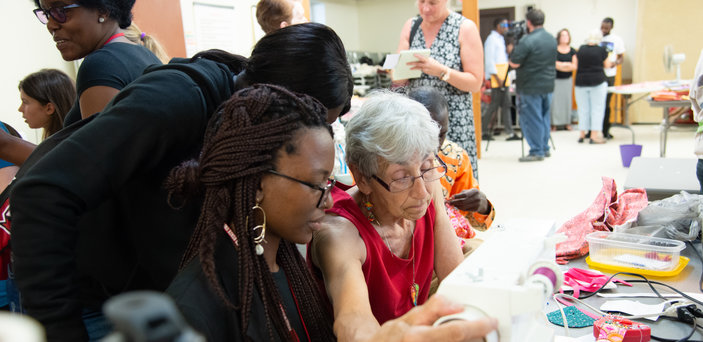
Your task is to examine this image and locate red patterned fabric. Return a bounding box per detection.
[555,177,648,264]
[445,203,475,239]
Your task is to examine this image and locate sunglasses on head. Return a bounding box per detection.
[33,3,80,25]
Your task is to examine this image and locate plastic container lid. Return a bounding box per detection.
[586,231,685,253]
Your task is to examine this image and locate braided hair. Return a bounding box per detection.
[164,84,335,341]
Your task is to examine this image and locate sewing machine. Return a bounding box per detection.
[435,219,564,342]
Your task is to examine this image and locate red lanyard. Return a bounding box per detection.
[284,277,311,342]
[103,32,125,46]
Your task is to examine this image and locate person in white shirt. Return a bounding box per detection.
[599,17,625,139]
[481,18,519,141]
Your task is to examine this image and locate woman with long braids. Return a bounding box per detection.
[165,84,336,341]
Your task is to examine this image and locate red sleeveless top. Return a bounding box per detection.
[327,189,435,324]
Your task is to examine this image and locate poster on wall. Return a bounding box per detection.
[181,0,259,57]
[190,2,237,56]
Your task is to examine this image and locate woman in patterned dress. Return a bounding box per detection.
[397,0,483,179]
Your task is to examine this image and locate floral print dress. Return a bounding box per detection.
[408,12,478,179]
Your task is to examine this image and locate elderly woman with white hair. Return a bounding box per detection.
[309,91,497,341]
[575,30,612,144]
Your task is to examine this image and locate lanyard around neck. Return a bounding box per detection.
[104,33,125,46]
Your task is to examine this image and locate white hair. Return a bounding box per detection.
[345,90,440,177]
[586,30,602,45]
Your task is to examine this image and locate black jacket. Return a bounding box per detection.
[10,58,235,342]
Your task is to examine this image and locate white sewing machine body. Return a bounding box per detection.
[435,219,563,342]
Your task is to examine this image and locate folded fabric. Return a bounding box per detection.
[562,268,631,298]
[556,177,648,264]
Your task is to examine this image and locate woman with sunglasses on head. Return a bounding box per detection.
[309,91,497,341]
[33,0,161,126]
[10,23,351,342]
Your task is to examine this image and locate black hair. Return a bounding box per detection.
[493,17,507,29]
[602,17,614,26]
[34,0,135,28]
[526,9,545,27]
[407,86,448,122]
[192,23,353,117]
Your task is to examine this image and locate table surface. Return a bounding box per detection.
[623,157,700,195]
[609,80,691,95]
[548,240,703,340]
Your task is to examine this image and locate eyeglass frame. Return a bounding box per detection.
[267,170,336,208]
[371,155,448,193]
[33,3,80,25]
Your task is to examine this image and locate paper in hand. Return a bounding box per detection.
[383,49,431,81]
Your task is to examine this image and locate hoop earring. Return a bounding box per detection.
[98,17,105,23]
[246,203,266,255]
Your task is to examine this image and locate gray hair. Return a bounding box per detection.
[585,29,602,45]
[345,90,440,178]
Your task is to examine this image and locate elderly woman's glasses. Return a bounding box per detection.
[372,156,447,193]
[33,3,80,24]
[267,170,336,208]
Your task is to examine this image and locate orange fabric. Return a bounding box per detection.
[438,140,495,231]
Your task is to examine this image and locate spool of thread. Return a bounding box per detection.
[533,266,558,287]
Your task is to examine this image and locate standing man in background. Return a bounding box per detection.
[482,18,520,141]
[600,17,625,139]
[509,9,556,162]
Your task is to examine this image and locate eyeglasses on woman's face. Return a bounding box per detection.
[33,3,80,24]
[372,155,447,193]
[267,170,336,208]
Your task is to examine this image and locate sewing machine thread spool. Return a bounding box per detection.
[528,261,563,294]
[532,267,558,287]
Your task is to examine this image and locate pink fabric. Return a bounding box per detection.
[556,177,648,264]
[562,268,632,298]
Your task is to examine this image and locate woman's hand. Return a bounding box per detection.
[369,295,498,342]
[407,54,447,79]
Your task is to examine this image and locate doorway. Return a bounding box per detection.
[478,7,515,43]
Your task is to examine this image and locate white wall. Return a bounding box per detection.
[356,0,417,53]
[0,1,75,144]
[313,0,362,51]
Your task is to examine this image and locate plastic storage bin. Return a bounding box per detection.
[586,231,685,272]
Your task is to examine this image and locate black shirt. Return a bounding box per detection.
[575,44,608,86]
[64,42,161,126]
[556,47,576,79]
